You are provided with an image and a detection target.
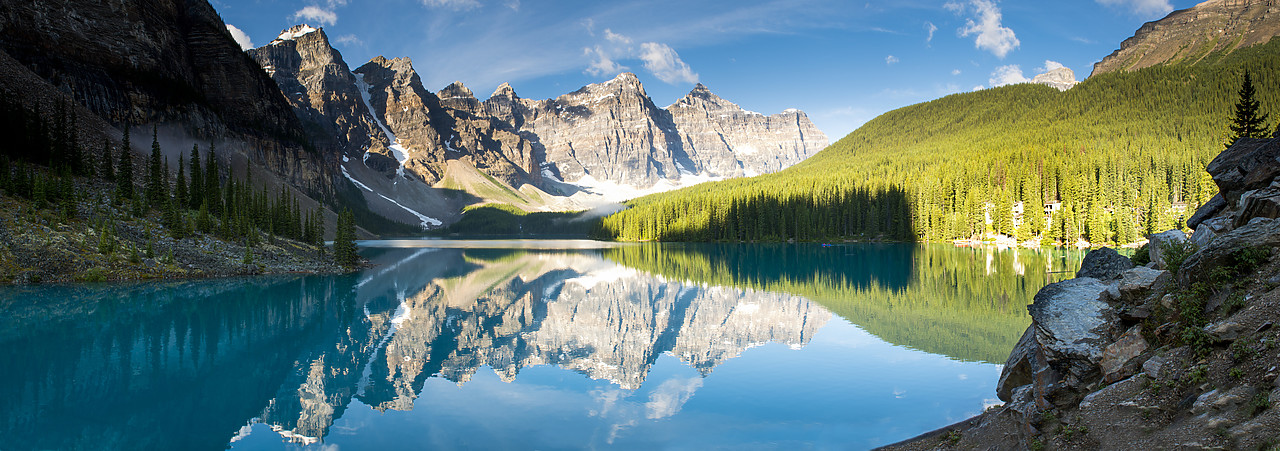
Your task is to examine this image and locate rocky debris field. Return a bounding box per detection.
[882,136,1280,451]
[0,181,349,285]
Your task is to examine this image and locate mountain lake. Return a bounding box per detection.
[0,240,1085,450]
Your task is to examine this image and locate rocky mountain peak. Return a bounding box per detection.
[1093,0,1280,76]
[438,81,480,112]
[272,24,323,44]
[670,82,736,110]
[1032,67,1079,91]
[490,82,518,101]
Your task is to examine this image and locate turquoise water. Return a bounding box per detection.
[0,241,1082,450]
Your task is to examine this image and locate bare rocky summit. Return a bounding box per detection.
[1031,67,1080,92]
[1093,0,1280,76]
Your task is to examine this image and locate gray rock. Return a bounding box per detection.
[1142,355,1167,378]
[1077,247,1134,280]
[1099,326,1149,383]
[1206,321,1246,341]
[1188,194,1226,229]
[997,326,1038,401]
[1028,277,1117,380]
[1205,137,1280,206]
[1147,229,1190,271]
[1233,186,1280,228]
[1181,218,1280,286]
[1117,266,1170,303]
[1191,385,1257,415]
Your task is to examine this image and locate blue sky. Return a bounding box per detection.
[213,0,1203,141]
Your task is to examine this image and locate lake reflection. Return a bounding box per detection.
[0,242,1081,450]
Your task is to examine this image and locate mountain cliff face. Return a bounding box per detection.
[667,83,827,177]
[1093,0,1280,76]
[0,0,325,192]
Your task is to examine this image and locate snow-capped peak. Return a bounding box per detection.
[274,25,318,43]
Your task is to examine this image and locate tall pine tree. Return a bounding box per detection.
[1227,71,1270,148]
[116,124,134,200]
[146,126,164,208]
[189,144,202,210]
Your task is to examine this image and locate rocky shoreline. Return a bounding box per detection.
[881,136,1280,450]
[0,181,351,285]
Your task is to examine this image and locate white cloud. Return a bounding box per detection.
[885,55,899,65]
[584,45,628,77]
[950,0,1020,58]
[335,34,364,47]
[1040,60,1066,72]
[645,377,703,420]
[925,21,938,43]
[972,85,986,91]
[952,68,962,75]
[604,29,632,45]
[225,24,253,50]
[640,42,699,84]
[421,0,482,10]
[989,64,1029,87]
[505,0,520,11]
[292,6,337,26]
[583,29,698,85]
[1095,0,1173,17]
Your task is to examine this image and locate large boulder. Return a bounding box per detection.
[1188,194,1226,230]
[1076,247,1134,281]
[995,276,1117,408]
[1205,137,1280,206]
[1147,230,1190,270]
[1181,218,1280,286]
[997,327,1039,402]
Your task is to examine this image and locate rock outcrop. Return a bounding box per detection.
[1092,0,1280,76]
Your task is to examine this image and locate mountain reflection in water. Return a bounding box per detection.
[0,242,1081,450]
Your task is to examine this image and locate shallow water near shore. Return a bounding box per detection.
[0,241,1083,450]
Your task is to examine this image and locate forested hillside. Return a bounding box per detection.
[596,40,1280,244]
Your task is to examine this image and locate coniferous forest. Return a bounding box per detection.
[595,40,1280,244]
[0,96,345,270]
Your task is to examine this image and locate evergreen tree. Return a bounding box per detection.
[189,144,202,210]
[196,202,213,234]
[116,125,133,200]
[204,142,220,214]
[99,140,113,182]
[146,126,163,208]
[1227,71,1270,148]
[175,155,188,210]
[333,208,358,267]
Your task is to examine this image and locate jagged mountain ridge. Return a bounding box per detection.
[1093,0,1280,76]
[249,25,828,225]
